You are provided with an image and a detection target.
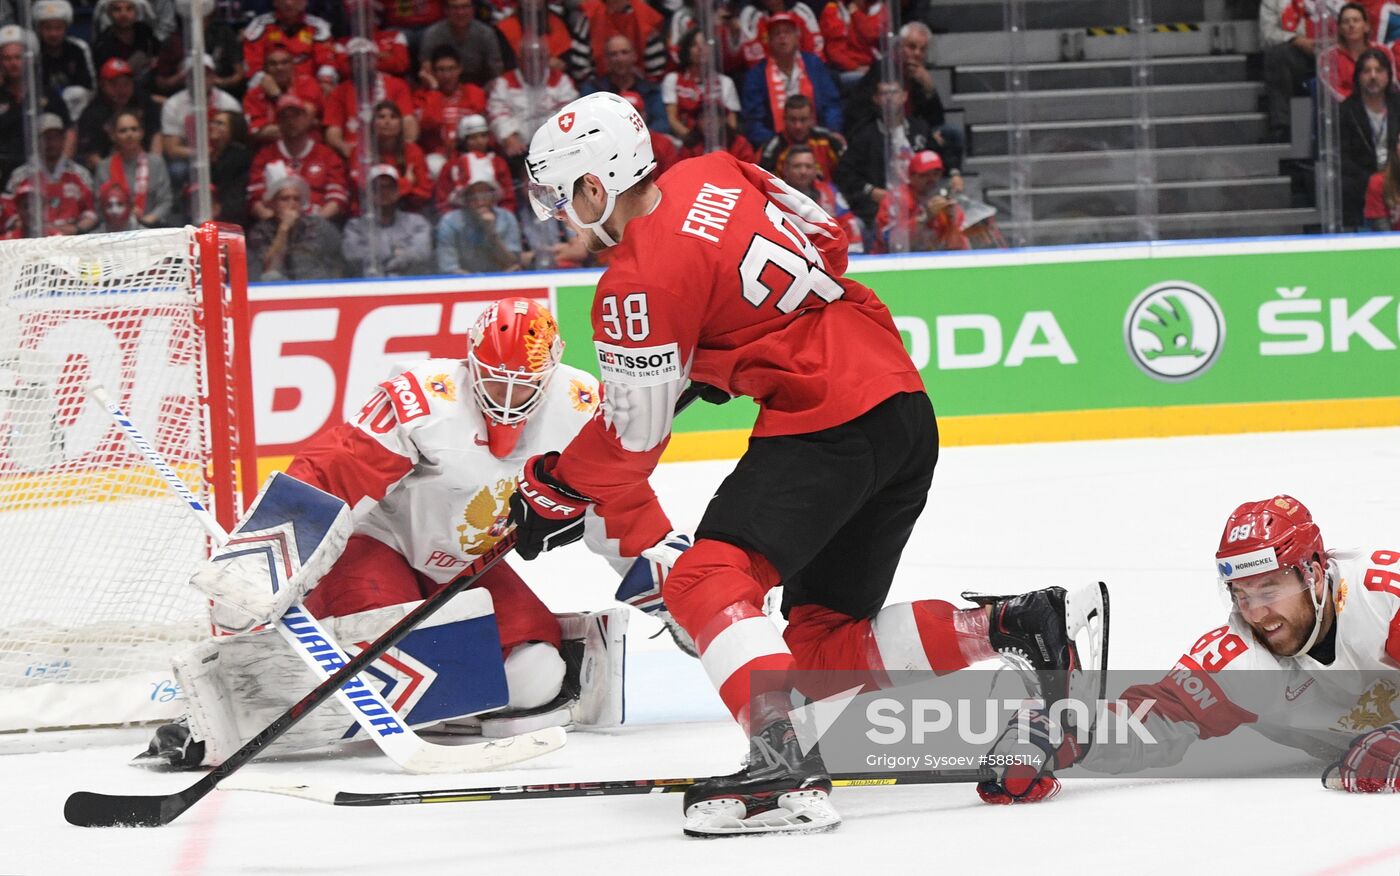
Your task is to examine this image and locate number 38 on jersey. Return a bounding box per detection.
[599,196,846,345]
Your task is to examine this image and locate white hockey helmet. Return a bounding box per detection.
[525,92,655,247]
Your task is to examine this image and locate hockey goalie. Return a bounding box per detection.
[979,495,1400,802]
[142,297,690,768]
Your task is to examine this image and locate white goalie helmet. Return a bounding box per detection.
[525,92,656,247]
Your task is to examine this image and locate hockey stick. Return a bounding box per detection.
[65,381,708,828]
[85,383,565,775]
[220,767,994,807]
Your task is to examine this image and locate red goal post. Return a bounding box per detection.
[0,223,255,733]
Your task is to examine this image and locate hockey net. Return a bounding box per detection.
[0,224,254,732]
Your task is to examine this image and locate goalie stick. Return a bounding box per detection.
[220,767,995,807]
[64,381,709,828]
[85,383,565,775]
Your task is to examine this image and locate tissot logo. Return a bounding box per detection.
[594,341,683,386]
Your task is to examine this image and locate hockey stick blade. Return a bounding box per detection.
[64,789,184,829]
[64,383,707,828]
[220,767,993,808]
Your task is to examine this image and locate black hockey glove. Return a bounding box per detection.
[509,452,591,560]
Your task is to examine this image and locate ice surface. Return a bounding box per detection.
[4,427,1400,875]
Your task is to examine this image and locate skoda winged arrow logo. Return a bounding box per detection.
[1124,281,1225,382]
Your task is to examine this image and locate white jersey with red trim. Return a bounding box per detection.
[285,358,614,584]
[1085,547,1400,773]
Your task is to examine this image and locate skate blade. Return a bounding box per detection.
[683,791,841,838]
[126,750,200,771]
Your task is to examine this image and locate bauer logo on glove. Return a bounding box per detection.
[508,451,592,560]
[189,473,354,634]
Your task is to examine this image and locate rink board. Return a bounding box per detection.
[245,234,1400,474]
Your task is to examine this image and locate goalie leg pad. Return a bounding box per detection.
[173,588,508,764]
[557,607,628,727]
[504,642,566,711]
[468,607,631,738]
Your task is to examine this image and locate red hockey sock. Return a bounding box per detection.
[694,602,795,731]
[785,601,994,697]
[663,539,792,729]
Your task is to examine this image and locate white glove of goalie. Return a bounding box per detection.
[190,472,354,634]
[615,531,698,656]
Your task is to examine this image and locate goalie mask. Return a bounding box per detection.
[466,298,564,458]
[1215,495,1329,652]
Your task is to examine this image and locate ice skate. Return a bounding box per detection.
[682,711,840,838]
[132,717,206,770]
[963,582,1110,712]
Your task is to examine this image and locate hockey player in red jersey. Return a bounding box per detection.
[512,92,1107,836]
[979,495,1400,801]
[143,298,679,768]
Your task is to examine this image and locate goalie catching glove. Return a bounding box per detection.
[1324,722,1400,793]
[977,707,1085,805]
[189,472,354,634]
[508,451,591,560]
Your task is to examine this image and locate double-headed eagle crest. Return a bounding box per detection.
[456,478,515,555]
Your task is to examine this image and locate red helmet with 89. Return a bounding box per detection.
[466,297,564,457]
[1215,494,1325,583]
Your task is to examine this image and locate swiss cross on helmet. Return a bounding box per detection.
[524,92,656,247]
[466,297,564,457]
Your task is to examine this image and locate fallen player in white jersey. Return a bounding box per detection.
[142,298,691,768]
[979,494,1400,801]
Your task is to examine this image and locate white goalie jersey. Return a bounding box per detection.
[285,357,628,583]
[1086,546,1400,773]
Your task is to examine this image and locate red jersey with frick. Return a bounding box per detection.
[554,151,924,555]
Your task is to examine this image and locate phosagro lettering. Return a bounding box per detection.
[595,340,684,387]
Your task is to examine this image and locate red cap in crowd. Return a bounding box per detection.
[100,58,133,80]
[766,11,801,31]
[276,93,311,113]
[909,150,944,174]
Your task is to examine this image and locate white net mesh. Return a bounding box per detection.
[0,228,229,731]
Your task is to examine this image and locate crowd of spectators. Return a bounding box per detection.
[7,0,1400,273]
[0,0,978,276]
[1261,0,1400,231]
